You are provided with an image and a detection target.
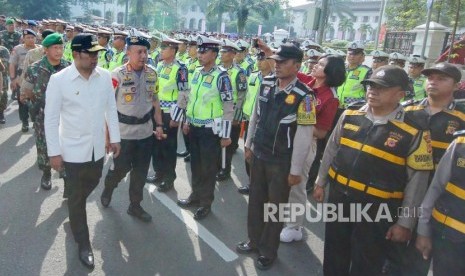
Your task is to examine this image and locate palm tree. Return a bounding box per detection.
[359,23,373,41]
[206,0,235,32]
[338,17,354,40]
[316,0,354,44]
[118,0,171,27]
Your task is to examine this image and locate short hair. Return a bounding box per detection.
[322,55,346,87]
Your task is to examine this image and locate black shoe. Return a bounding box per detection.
[256,255,274,270]
[236,241,257,254]
[177,151,189,157]
[21,122,29,132]
[194,206,211,220]
[177,197,200,208]
[100,187,114,207]
[78,243,94,269]
[216,169,231,181]
[146,173,164,184]
[40,172,52,190]
[184,154,190,162]
[0,113,5,124]
[157,180,173,192]
[127,204,152,222]
[238,185,249,195]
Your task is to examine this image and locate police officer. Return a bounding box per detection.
[108,29,128,71]
[96,28,113,69]
[175,33,189,63]
[177,35,234,220]
[415,131,465,275]
[0,44,8,124]
[1,18,21,52]
[303,49,322,74]
[313,65,434,275]
[336,41,372,110]
[9,29,39,132]
[238,50,275,194]
[389,52,407,68]
[401,62,465,275]
[55,19,66,35]
[22,33,69,190]
[148,36,160,68]
[370,49,390,70]
[63,25,83,62]
[146,35,188,192]
[100,30,164,222]
[236,43,316,270]
[235,39,254,76]
[216,39,248,181]
[407,55,427,101]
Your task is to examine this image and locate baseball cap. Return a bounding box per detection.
[268,43,303,62]
[421,62,462,83]
[71,33,105,52]
[361,65,411,91]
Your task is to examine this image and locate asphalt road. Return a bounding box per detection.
[0,98,325,275]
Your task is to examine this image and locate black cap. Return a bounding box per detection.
[268,43,303,62]
[22,29,37,37]
[41,29,55,40]
[71,33,105,52]
[126,35,150,49]
[361,65,411,91]
[421,62,462,83]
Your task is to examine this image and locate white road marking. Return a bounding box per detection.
[146,185,239,262]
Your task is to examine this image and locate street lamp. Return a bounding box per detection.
[161,11,169,30]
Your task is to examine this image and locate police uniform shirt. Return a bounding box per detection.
[112,64,158,140]
[316,104,433,229]
[156,60,189,115]
[10,44,36,83]
[223,63,247,121]
[245,76,317,175]
[417,137,463,237]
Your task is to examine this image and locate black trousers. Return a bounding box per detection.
[219,124,241,173]
[14,86,29,123]
[152,113,178,181]
[399,230,430,276]
[64,156,103,245]
[247,155,291,260]
[307,138,327,187]
[243,121,250,177]
[432,230,465,276]
[105,136,153,204]
[323,186,407,276]
[189,126,220,207]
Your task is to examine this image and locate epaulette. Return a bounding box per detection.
[346,100,366,110]
[402,99,423,108]
[454,99,465,112]
[217,65,227,72]
[453,130,465,138]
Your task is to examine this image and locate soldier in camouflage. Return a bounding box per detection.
[0,45,9,124]
[22,33,69,190]
[1,18,21,52]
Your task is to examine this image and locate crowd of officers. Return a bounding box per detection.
[1,14,465,274]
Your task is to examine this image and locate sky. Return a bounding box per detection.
[289,0,311,7]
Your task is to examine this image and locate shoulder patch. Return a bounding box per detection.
[407,130,434,170]
[297,94,317,125]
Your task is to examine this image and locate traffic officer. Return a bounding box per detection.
[336,41,372,111]
[55,19,66,35]
[415,131,465,275]
[0,44,8,124]
[1,18,21,52]
[177,35,234,220]
[370,49,389,70]
[235,39,254,76]
[313,65,434,275]
[407,55,427,101]
[21,33,69,190]
[9,29,39,132]
[100,30,164,222]
[238,50,275,194]
[148,36,160,68]
[146,35,188,192]
[108,29,128,71]
[216,39,248,181]
[236,43,316,270]
[303,49,322,74]
[96,28,113,69]
[63,25,82,62]
[401,62,465,275]
[175,33,189,63]
[389,52,407,68]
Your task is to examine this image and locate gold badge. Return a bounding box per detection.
[384,132,403,148]
[204,75,213,84]
[125,94,133,102]
[446,120,459,135]
[285,94,296,105]
[457,158,465,168]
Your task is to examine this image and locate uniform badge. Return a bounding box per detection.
[204,75,213,84]
[457,158,465,168]
[285,94,296,105]
[384,132,403,148]
[123,74,132,82]
[445,120,459,135]
[125,94,133,102]
[263,86,270,96]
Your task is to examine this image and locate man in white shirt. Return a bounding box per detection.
[44,33,121,269]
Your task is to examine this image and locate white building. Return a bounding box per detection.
[289,0,382,41]
[179,4,206,31]
[68,0,126,25]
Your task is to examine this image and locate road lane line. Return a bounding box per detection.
[146,185,238,262]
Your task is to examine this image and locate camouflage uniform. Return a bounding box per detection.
[1,30,21,52]
[22,56,69,171]
[0,46,9,115]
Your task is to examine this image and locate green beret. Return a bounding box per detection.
[5,18,14,25]
[42,33,64,48]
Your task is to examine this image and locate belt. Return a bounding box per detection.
[328,167,404,199]
[117,110,152,125]
[432,208,465,235]
[189,117,214,127]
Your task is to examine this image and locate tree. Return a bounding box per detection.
[117,0,171,27]
[359,23,373,41]
[233,0,280,35]
[206,0,235,32]
[316,0,354,44]
[338,17,353,40]
[385,0,426,31]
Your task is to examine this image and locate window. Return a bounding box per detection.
[374,16,379,23]
[363,16,369,22]
[191,5,196,12]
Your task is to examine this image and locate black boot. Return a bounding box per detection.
[0,112,5,124]
[101,175,116,207]
[21,121,29,132]
[40,170,52,190]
